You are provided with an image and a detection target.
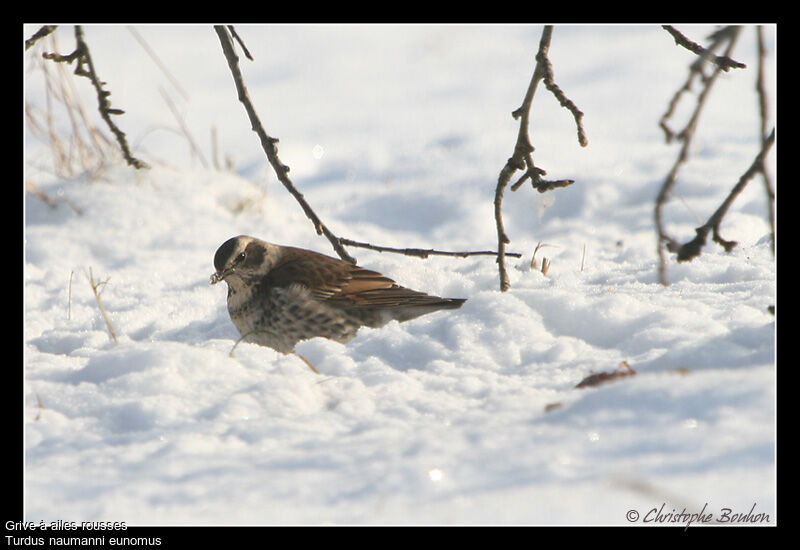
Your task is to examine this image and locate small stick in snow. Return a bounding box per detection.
[531,241,557,272]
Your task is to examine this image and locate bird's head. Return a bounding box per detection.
[210,235,271,287]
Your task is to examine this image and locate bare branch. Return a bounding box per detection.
[669,128,775,262]
[214,25,356,264]
[41,26,149,170]
[25,25,58,50]
[227,25,253,61]
[662,25,746,72]
[216,25,541,269]
[339,238,522,259]
[755,26,775,256]
[537,47,588,148]
[494,25,584,291]
[654,26,743,285]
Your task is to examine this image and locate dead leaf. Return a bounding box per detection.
[575,361,636,389]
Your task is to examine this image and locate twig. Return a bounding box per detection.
[669,128,775,262]
[654,26,742,285]
[494,25,584,291]
[227,25,253,61]
[29,33,115,177]
[214,25,356,264]
[339,238,522,259]
[86,267,118,345]
[755,26,775,256]
[42,26,149,170]
[216,25,528,268]
[658,71,697,144]
[658,26,746,144]
[580,243,586,272]
[662,25,747,72]
[25,25,58,50]
[538,47,588,148]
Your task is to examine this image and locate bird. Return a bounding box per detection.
[210,235,466,363]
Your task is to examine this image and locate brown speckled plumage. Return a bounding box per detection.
[211,235,466,353]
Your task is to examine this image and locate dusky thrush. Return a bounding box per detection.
[210,235,466,354]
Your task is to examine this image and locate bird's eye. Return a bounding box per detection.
[236,252,246,263]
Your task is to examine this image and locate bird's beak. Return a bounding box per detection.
[209,269,230,285]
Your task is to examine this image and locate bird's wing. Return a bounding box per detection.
[264,247,447,309]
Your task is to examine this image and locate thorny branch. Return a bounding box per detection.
[494,25,586,292]
[655,25,747,285]
[215,25,521,265]
[38,25,149,170]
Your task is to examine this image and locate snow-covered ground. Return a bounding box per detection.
[23,24,776,525]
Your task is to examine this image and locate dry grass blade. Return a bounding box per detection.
[86,267,118,345]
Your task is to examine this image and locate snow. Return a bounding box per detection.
[23,24,776,525]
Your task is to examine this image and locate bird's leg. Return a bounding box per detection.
[294,352,321,375]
